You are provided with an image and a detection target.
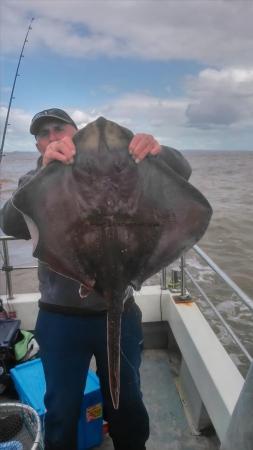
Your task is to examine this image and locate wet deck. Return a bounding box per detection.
[94,349,219,450]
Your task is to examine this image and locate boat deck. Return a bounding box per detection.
[94,349,219,450]
[0,349,220,449]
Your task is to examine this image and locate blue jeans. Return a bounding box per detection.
[35,303,149,450]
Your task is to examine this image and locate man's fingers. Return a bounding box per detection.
[129,133,161,163]
[61,136,76,155]
[129,134,150,155]
[43,140,76,166]
[133,142,156,162]
[129,134,142,152]
[150,142,161,155]
[43,151,72,166]
[52,140,75,157]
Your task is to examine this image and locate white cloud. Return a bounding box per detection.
[67,92,188,148]
[1,86,252,153]
[0,94,189,153]
[185,68,253,128]
[0,106,35,152]
[1,0,253,66]
[0,106,30,132]
[70,109,94,128]
[1,1,252,150]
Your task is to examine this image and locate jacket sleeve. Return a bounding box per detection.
[0,170,38,240]
[159,145,192,180]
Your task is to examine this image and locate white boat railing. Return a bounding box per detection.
[1,235,253,364]
[183,245,253,363]
[1,235,37,300]
[193,244,253,312]
[160,244,253,364]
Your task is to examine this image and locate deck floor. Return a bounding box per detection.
[94,349,219,450]
[1,350,219,450]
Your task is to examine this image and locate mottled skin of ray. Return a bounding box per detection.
[12,117,212,409]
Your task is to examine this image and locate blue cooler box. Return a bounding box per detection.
[10,358,103,449]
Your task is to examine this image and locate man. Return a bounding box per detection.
[0,109,191,450]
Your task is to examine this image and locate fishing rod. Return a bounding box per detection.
[0,17,34,165]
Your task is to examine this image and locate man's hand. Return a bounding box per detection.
[42,136,76,167]
[129,133,161,163]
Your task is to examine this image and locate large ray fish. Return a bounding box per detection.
[12,117,212,409]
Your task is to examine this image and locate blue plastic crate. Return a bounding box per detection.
[10,358,103,449]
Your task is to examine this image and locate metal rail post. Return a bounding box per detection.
[178,254,191,301]
[180,255,186,297]
[161,268,167,290]
[2,239,14,299]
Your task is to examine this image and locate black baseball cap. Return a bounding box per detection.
[30,108,78,135]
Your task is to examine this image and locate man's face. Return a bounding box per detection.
[35,119,77,155]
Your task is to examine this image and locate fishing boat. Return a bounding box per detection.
[1,234,252,450]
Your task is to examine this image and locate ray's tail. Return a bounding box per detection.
[107,305,122,409]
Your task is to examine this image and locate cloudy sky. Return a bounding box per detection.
[1,0,253,152]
